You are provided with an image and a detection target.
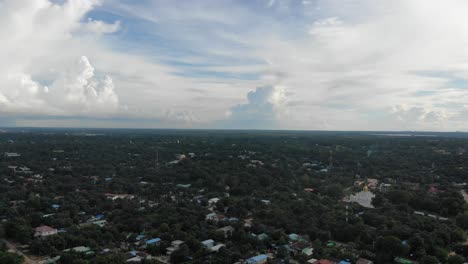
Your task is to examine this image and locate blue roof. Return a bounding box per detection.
[146,238,161,244]
[52,204,60,208]
[95,214,104,219]
[136,235,145,241]
[339,261,351,264]
[247,254,268,263]
[288,233,299,240]
[130,250,137,256]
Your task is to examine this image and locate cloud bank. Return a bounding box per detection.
[2,0,468,131]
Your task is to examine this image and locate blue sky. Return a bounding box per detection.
[1,0,468,131]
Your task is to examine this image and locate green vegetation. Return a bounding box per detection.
[0,129,467,263]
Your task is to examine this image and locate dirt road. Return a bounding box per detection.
[2,239,38,264]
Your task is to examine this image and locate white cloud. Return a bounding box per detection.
[3,0,468,130]
[0,0,119,117]
[84,18,121,34]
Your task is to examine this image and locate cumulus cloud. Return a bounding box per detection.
[0,0,119,118]
[223,85,286,129]
[84,18,121,34]
[4,0,468,130]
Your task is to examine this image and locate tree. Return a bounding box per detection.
[376,236,404,263]
[0,251,24,264]
[447,255,464,264]
[170,244,190,264]
[420,255,439,264]
[456,214,468,230]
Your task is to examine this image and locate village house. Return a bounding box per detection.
[63,246,94,256]
[201,239,215,248]
[312,259,337,264]
[104,193,135,201]
[4,152,21,157]
[246,254,268,264]
[206,212,225,222]
[216,226,234,238]
[34,225,58,237]
[166,240,184,255]
[356,258,374,264]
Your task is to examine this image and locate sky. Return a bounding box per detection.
[1,0,468,131]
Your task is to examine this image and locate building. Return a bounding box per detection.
[246,254,268,264]
[146,238,161,245]
[216,226,234,238]
[91,220,107,227]
[209,244,225,252]
[4,152,21,157]
[312,260,337,264]
[105,193,135,201]
[288,233,300,241]
[394,257,417,264]
[208,197,220,207]
[166,240,184,255]
[63,246,94,256]
[302,247,313,256]
[346,186,375,208]
[34,225,58,237]
[367,179,379,190]
[201,239,215,248]
[356,258,374,264]
[206,213,225,222]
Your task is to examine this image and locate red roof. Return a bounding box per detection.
[313,260,336,264]
[356,258,373,264]
[34,225,56,232]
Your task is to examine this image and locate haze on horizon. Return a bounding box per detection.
[1,0,468,131]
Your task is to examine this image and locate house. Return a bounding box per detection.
[126,251,152,262]
[105,193,135,201]
[302,247,313,256]
[394,257,417,264]
[63,246,94,256]
[246,254,268,264]
[166,240,184,255]
[356,258,374,264]
[307,259,318,263]
[4,152,20,157]
[261,199,271,205]
[201,239,215,248]
[250,160,264,166]
[216,226,234,238]
[209,244,225,252]
[91,220,107,227]
[304,188,314,192]
[367,179,379,189]
[34,225,58,237]
[256,233,269,241]
[208,198,220,207]
[135,234,146,241]
[244,218,253,228]
[42,256,61,264]
[146,238,161,245]
[126,256,142,262]
[206,213,225,222]
[312,260,337,264]
[339,260,351,264]
[288,233,300,241]
[176,184,191,188]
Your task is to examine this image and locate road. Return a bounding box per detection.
[1,239,38,264]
